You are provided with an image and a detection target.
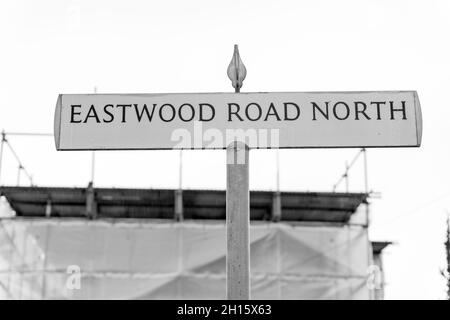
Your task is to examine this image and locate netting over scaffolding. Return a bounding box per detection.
[0,218,372,299]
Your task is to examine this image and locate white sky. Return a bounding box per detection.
[1,0,450,299]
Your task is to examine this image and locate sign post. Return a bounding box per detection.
[226,140,250,299]
[226,45,250,299]
[54,45,422,300]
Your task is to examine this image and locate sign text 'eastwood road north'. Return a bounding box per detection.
[54,91,422,150]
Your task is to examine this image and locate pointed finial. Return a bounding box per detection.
[227,44,247,93]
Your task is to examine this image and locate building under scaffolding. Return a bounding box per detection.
[0,185,389,299]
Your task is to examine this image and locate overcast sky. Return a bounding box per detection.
[1,0,450,299]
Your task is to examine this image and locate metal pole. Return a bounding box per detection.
[345,161,349,192]
[276,150,280,192]
[226,44,249,300]
[16,165,22,186]
[363,148,368,194]
[363,148,370,226]
[272,150,282,222]
[226,141,250,300]
[91,86,97,185]
[4,132,53,137]
[91,151,95,184]
[0,130,5,185]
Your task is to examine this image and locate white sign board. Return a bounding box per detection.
[54,91,422,150]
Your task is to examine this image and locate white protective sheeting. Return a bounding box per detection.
[0,219,372,299]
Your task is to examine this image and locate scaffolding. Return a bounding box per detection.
[0,129,388,300]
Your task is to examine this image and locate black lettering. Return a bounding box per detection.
[103,104,114,123]
[116,104,132,123]
[178,103,195,122]
[199,103,215,121]
[264,103,281,121]
[83,105,100,123]
[134,104,156,122]
[370,101,385,120]
[354,101,371,120]
[159,104,176,122]
[70,105,82,123]
[390,101,407,120]
[333,102,350,120]
[312,102,329,120]
[228,103,243,121]
[245,103,262,121]
[284,102,300,120]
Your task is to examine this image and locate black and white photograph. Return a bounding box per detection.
[0,0,449,309]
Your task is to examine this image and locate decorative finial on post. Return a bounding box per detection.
[227,45,247,93]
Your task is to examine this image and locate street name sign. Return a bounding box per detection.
[53,45,423,301]
[54,91,422,150]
